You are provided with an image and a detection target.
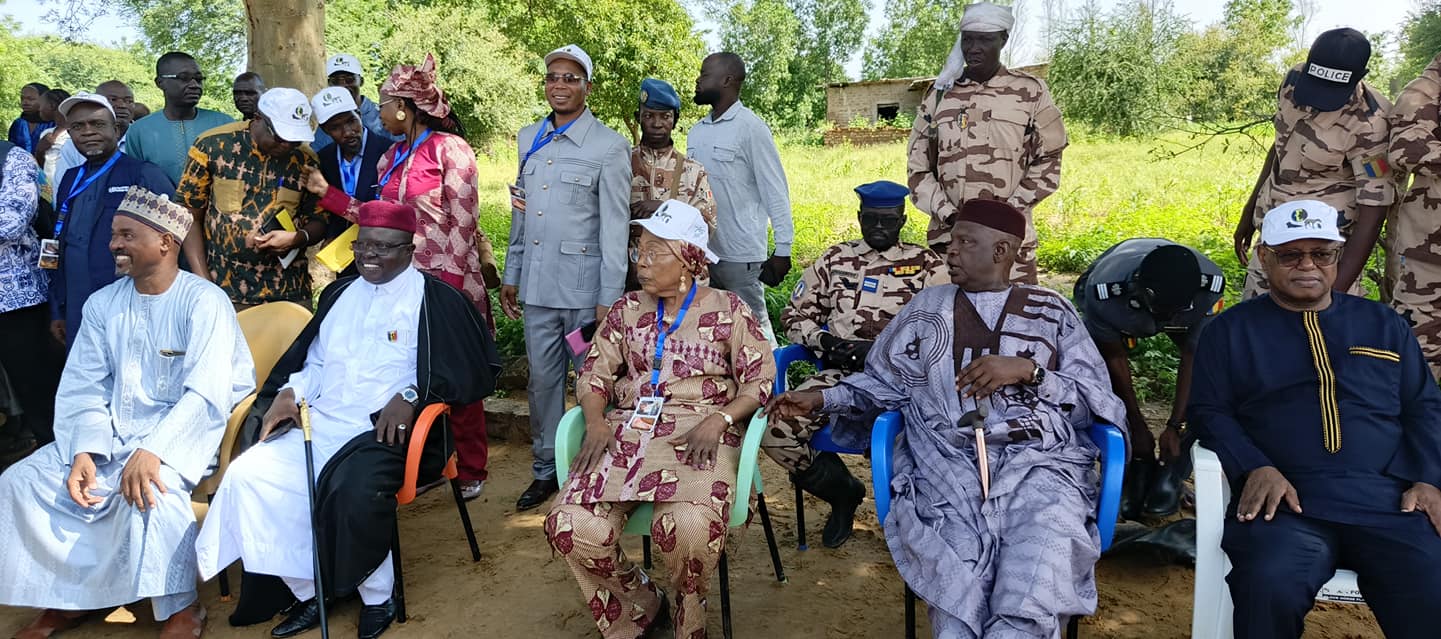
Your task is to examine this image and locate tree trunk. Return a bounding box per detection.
[244,0,325,95]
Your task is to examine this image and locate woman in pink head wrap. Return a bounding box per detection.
[302,53,497,499]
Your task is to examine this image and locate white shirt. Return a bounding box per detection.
[687,101,794,262]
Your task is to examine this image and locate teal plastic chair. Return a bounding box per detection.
[555,405,786,639]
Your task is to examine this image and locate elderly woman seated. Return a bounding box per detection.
[545,200,776,638]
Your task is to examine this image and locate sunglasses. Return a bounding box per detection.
[544,73,585,86]
[1264,246,1341,268]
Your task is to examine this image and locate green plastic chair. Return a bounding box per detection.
[555,405,786,639]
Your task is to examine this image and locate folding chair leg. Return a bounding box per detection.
[642,535,653,571]
[755,492,786,583]
[719,551,733,639]
[792,475,807,550]
[904,584,916,639]
[449,478,481,561]
[392,519,407,623]
[1067,615,1080,639]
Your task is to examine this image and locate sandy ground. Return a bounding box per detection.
[0,437,1383,639]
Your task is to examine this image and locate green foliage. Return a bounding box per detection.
[110,0,246,114]
[861,0,969,80]
[721,0,803,127]
[1169,0,1299,123]
[1397,2,1441,93]
[21,36,163,106]
[0,20,41,123]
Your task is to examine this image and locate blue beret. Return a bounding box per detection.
[639,78,681,112]
[854,180,910,208]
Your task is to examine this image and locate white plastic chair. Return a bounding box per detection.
[1191,443,1364,638]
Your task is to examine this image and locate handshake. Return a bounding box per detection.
[818,333,874,373]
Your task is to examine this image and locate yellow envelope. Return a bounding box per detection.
[316,223,359,272]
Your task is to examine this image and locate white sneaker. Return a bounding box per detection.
[459,480,484,501]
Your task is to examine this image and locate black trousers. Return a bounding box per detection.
[1223,510,1441,639]
[0,302,64,443]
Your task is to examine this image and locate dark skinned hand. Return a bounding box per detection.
[1233,215,1255,267]
[1158,425,1184,463]
[66,452,103,509]
[669,415,728,470]
[374,393,417,447]
[956,355,1036,399]
[1237,466,1301,522]
[571,417,619,477]
[500,285,522,320]
[260,388,301,442]
[120,448,167,512]
[1401,482,1441,537]
[765,391,825,423]
[759,255,792,287]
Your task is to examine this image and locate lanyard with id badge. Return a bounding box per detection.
[628,282,698,432]
[509,116,577,216]
[39,152,122,270]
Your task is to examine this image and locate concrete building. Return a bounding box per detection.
[824,63,1051,127]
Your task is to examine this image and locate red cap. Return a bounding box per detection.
[357,200,418,235]
[956,199,1026,239]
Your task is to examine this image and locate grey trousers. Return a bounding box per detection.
[523,304,591,480]
[710,260,767,317]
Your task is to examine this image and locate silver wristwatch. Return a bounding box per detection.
[399,386,420,407]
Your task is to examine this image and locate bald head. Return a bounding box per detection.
[96,80,134,127]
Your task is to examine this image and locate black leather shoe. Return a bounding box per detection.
[229,571,298,627]
[357,599,396,639]
[516,478,559,511]
[641,589,671,639]
[795,452,866,548]
[1120,458,1156,521]
[1143,462,1184,516]
[270,598,321,638]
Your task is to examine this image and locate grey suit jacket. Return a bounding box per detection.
[503,109,631,309]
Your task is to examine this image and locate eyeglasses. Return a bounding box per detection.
[1265,246,1342,267]
[158,73,206,85]
[629,246,677,265]
[544,73,585,86]
[350,240,412,256]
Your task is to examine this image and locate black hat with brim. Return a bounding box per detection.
[1294,28,1371,112]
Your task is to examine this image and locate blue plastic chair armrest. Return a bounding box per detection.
[773,343,822,398]
[871,411,904,524]
[1087,421,1127,552]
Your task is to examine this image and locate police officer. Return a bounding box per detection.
[1074,239,1225,518]
[1234,28,1394,298]
[907,1,1067,285]
[764,180,947,547]
[1389,52,1441,378]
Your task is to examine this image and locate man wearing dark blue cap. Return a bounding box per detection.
[766,179,946,548]
[629,78,715,289]
[1234,28,1393,300]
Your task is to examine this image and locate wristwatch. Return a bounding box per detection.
[1029,364,1046,386]
[399,386,420,408]
[718,411,735,426]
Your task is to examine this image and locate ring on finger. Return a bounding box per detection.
[398,424,408,430]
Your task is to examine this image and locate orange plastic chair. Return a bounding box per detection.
[390,403,482,623]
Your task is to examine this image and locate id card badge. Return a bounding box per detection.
[508,184,527,213]
[627,396,665,432]
[37,239,60,270]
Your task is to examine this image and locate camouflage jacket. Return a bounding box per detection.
[906,67,1067,245]
[781,239,948,350]
[1387,54,1441,312]
[630,144,717,231]
[1254,66,1395,230]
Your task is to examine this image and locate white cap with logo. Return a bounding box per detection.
[326,53,363,77]
[1261,199,1346,246]
[545,44,594,80]
[630,200,718,263]
[310,86,358,126]
[58,92,115,119]
[258,88,315,143]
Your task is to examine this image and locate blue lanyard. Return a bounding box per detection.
[518,116,576,180]
[650,282,699,393]
[56,152,122,236]
[377,129,432,189]
[338,131,367,197]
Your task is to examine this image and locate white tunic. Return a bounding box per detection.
[195,267,423,600]
[0,272,253,619]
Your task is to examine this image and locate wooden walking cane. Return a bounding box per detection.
[300,399,331,639]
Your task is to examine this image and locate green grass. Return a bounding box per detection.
[475,132,1271,402]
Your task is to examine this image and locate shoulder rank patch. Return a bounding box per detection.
[1352,153,1390,179]
[891,265,920,276]
[1095,283,1110,300]
[791,280,806,301]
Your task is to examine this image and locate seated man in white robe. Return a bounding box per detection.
[0,186,254,639]
[196,200,499,639]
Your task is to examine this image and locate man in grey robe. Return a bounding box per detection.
[770,199,1126,638]
[0,186,253,639]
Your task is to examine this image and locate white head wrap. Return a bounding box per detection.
[934,3,1015,91]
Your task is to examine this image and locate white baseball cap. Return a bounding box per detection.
[545,44,594,80]
[310,86,358,126]
[631,200,717,263]
[1261,199,1346,246]
[257,88,315,143]
[58,92,115,119]
[326,53,363,77]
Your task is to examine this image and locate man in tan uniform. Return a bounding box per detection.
[1388,52,1441,378]
[1234,28,1394,299]
[629,79,715,289]
[765,180,946,548]
[906,2,1066,285]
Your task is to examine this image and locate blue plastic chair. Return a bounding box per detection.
[555,405,786,639]
[773,343,867,550]
[871,411,1126,639]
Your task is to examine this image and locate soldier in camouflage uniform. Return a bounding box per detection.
[906,2,1066,285]
[1388,52,1441,378]
[629,78,716,289]
[1235,29,1394,299]
[764,180,947,548]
